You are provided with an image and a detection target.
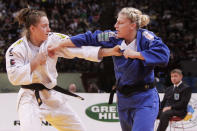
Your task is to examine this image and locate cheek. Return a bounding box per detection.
[119,25,125,30]
[40,29,46,36]
[171,77,176,81]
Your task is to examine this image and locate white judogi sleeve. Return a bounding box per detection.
[58,46,102,62]
[49,33,102,62]
[6,38,33,85]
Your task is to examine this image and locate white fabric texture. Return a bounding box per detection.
[119,39,137,51]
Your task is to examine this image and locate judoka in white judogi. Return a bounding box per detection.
[6,32,101,131]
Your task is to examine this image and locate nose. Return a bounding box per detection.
[48,26,51,32]
[114,22,118,29]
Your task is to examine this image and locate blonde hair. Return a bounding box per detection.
[118,7,150,28]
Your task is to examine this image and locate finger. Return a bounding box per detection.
[115,45,121,50]
[117,52,123,56]
[47,47,53,52]
[48,52,52,57]
[123,53,128,59]
[47,45,52,50]
[47,47,55,57]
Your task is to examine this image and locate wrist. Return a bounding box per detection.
[136,52,144,60]
[30,59,37,73]
[99,48,113,58]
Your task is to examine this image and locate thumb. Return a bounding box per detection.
[47,45,53,51]
[47,46,55,57]
[115,45,121,50]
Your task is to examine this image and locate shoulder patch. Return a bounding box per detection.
[55,33,68,39]
[143,31,154,40]
[97,31,116,42]
[8,48,14,56]
[13,39,23,47]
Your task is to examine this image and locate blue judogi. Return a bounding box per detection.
[71,29,170,131]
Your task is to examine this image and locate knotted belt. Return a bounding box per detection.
[22,83,84,106]
[108,83,155,104]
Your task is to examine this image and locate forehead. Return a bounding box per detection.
[117,13,130,22]
[171,72,181,76]
[38,16,49,25]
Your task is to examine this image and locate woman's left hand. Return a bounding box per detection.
[123,48,145,60]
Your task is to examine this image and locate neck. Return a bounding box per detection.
[174,81,182,86]
[125,30,137,45]
[29,35,42,47]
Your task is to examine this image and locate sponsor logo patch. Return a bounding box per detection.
[143,31,154,40]
[10,59,15,66]
[13,40,23,46]
[98,32,116,42]
[9,48,14,56]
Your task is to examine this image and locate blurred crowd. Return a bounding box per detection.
[0,0,196,91]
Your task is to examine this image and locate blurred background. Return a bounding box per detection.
[0,0,197,93]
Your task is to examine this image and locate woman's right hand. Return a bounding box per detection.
[112,45,123,56]
[47,44,60,58]
[30,52,47,73]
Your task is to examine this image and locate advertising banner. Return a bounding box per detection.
[0,93,197,131]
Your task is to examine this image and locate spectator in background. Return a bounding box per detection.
[157,69,192,131]
[87,82,99,93]
[68,83,77,92]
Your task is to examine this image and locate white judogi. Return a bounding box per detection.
[6,32,101,131]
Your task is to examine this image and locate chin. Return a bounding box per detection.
[117,34,122,38]
[43,36,48,40]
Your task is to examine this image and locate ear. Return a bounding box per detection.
[129,23,137,30]
[180,74,183,79]
[29,25,36,33]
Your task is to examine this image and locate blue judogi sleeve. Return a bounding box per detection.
[70,30,122,48]
[137,29,170,67]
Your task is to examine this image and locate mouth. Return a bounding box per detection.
[116,30,120,33]
[116,31,120,35]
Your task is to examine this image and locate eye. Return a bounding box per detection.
[119,21,124,24]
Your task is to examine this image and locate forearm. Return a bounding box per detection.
[7,64,32,86]
[98,48,114,58]
[30,60,37,73]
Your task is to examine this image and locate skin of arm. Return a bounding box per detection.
[98,45,122,59]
